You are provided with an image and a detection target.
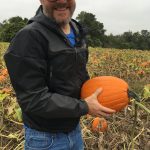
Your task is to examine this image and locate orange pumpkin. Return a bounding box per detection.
[92,117,107,132]
[81,76,129,111]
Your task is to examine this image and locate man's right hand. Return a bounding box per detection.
[84,88,116,117]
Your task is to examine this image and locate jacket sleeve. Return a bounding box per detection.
[4,28,89,119]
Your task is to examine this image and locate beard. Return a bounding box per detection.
[43,1,76,26]
[53,10,72,26]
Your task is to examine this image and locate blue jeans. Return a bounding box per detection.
[24,124,84,150]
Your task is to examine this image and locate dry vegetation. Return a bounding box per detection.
[0,43,150,150]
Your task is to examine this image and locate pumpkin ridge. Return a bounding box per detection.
[101,97,128,105]
[100,90,128,99]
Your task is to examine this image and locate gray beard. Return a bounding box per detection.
[43,9,71,26]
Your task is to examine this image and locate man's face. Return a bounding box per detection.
[40,0,76,25]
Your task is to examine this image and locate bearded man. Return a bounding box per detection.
[4,0,115,149]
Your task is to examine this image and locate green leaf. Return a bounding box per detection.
[143,84,150,99]
[135,101,150,114]
[0,93,8,102]
[14,107,22,122]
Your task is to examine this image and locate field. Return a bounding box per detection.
[0,42,150,150]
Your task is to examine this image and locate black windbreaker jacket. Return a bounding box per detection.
[4,6,89,133]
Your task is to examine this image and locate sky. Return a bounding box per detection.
[0,0,150,35]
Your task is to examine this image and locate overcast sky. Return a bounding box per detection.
[0,0,150,35]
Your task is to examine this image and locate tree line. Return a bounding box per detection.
[0,11,150,50]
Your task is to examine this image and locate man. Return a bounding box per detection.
[4,0,115,149]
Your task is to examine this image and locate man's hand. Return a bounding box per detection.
[84,88,116,117]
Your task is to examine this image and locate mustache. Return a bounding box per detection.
[54,2,68,9]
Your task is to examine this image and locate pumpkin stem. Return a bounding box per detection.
[128,90,140,101]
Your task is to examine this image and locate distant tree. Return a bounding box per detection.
[0,16,28,42]
[122,31,133,42]
[105,30,150,50]
[76,11,106,47]
[139,30,150,50]
[121,31,135,49]
[0,22,2,40]
[129,32,140,49]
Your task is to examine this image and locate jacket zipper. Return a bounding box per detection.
[74,47,82,90]
[49,66,53,90]
[63,37,77,62]
[74,47,77,62]
[50,66,53,80]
